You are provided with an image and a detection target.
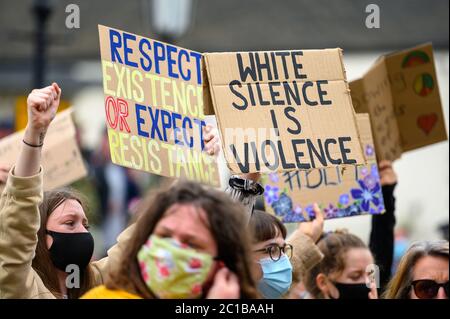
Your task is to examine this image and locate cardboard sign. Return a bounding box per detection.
[350,43,447,161]
[98,25,220,187]
[204,49,365,174]
[0,109,87,192]
[262,113,385,223]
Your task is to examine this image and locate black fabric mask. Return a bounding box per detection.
[331,282,371,299]
[46,230,94,271]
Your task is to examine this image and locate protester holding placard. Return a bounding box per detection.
[298,161,397,298]
[0,83,250,299]
[82,181,259,299]
[0,84,134,298]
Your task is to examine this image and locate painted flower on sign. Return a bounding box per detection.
[271,193,293,217]
[264,185,279,205]
[365,145,375,157]
[339,194,350,206]
[324,204,339,219]
[269,173,279,183]
[350,180,381,212]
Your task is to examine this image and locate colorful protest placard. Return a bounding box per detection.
[262,113,385,223]
[350,43,447,161]
[98,25,220,187]
[204,49,366,174]
[0,109,87,192]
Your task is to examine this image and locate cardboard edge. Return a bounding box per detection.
[203,54,238,174]
[338,49,367,166]
[363,58,404,161]
[385,42,434,59]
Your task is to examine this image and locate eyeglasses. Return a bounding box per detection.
[411,280,449,299]
[254,244,293,261]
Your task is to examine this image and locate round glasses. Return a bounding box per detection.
[254,243,293,261]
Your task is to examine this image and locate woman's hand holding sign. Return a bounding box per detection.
[203,124,221,157]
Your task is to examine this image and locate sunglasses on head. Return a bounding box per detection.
[411,280,449,299]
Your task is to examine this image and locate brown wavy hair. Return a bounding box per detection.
[106,180,259,299]
[383,240,449,299]
[33,188,94,299]
[303,229,368,299]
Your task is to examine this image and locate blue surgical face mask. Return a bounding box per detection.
[257,254,293,299]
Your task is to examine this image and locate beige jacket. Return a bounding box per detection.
[0,168,322,299]
[0,168,133,299]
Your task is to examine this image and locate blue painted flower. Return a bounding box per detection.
[371,163,380,180]
[350,180,381,212]
[271,193,292,217]
[339,194,350,206]
[294,205,303,215]
[360,167,369,177]
[365,145,375,157]
[305,205,315,220]
[269,173,279,183]
[345,203,362,216]
[363,174,377,190]
[264,185,279,205]
[324,204,339,219]
[280,205,305,223]
[283,212,306,223]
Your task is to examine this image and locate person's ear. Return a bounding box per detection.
[46,233,53,250]
[316,273,330,297]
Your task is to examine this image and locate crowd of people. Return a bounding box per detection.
[0,84,448,299]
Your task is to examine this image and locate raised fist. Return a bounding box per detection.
[26,82,61,133]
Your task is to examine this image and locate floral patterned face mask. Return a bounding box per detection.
[137,234,214,299]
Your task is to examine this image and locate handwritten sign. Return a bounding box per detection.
[98,25,220,186]
[0,109,87,192]
[204,49,365,174]
[350,43,447,161]
[262,114,385,223]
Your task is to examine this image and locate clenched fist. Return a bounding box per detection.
[26,82,61,134]
[15,83,62,177]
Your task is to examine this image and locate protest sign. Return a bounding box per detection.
[262,113,385,223]
[350,43,447,161]
[0,109,87,192]
[204,49,365,174]
[98,25,220,187]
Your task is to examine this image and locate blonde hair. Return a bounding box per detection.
[303,229,368,299]
[383,240,449,299]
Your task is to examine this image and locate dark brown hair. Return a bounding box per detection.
[249,210,287,243]
[33,188,94,299]
[383,240,449,299]
[303,229,368,299]
[105,180,259,299]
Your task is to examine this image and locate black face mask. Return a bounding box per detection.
[46,231,94,271]
[330,282,371,299]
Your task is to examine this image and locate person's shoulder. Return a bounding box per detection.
[81,285,142,299]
